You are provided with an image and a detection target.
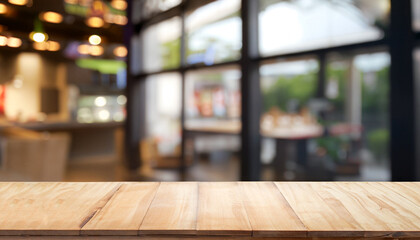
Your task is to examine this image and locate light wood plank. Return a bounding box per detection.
[316,182,420,238]
[275,182,364,237]
[238,182,307,237]
[0,182,120,236]
[381,182,420,207]
[0,182,419,238]
[82,182,160,236]
[0,237,398,240]
[197,182,251,236]
[360,182,420,237]
[140,182,198,235]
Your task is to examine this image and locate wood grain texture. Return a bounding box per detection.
[0,237,400,240]
[82,182,160,236]
[359,182,420,237]
[314,182,420,238]
[197,182,252,236]
[275,182,364,237]
[380,182,420,207]
[0,182,120,236]
[0,182,419,239]
[239,182,307,237]
[139,182,198,235]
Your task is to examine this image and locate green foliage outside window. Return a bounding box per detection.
[325,64,346,118]
[361,67,389,118]
[263,62,389,163]
[162,38,181,70]
[367,128,389,162]
[262,70,317,112]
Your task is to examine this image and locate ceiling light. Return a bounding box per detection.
[64,0,78,4]
[113,15,127,25]
[0,3,7,14]
[79,0,91,7]
[30,18,48,43]
[90,45,104,56]
[77,44,90,55]
[86,17,104,28]
[40,11,63,24]
[104,13,114,23]
[8,0,28,6]
[33,42,48,51]
[7,37,22,48]
[113,46,127,58]
[47,41,60,51]
[0,36,7,46]
[88,34,101,45]
[111,0,127,10]
[30,31,48,43]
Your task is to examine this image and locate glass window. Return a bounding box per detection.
[145,73,182,156]
[325,57,348,123]
[134,0,182,22]
[413,0,420,31]
[185,66,241,131]
[186,0,242,65]
[141,17,181,73]
[325,52,390,125]
[260,58,320,137]
[260,58,318,113]
[259,0,390,56]
[324,51,390,181]
[260,58,321,182]
[414,49,420,171]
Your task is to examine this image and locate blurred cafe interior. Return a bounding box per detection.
[0,0,419,182]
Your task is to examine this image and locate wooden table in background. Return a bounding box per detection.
[0,182,419,239]
[184,119,323,179]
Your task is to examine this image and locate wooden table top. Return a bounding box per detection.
[0,182,419,239]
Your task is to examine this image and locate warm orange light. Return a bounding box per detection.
[8,0,28,6]
[40,11,63,24]
[92,0,105,11]
[33,41,48,51]
[111,0,127,10]
[77,44,90,55]
[104,13,114,23]
[113,46,127,58]
[86,17,104,28]
[0,36,7,46]
[90,45,104,56]
[64,0,78,4]
[7,37,22,48]
[113,15,127,25]
[47,41,60,51]
[0,3,7,14]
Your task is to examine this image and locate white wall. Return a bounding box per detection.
[3,53,68,121]
[5,53,42,121]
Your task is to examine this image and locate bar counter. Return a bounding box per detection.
[0,182,419,239]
